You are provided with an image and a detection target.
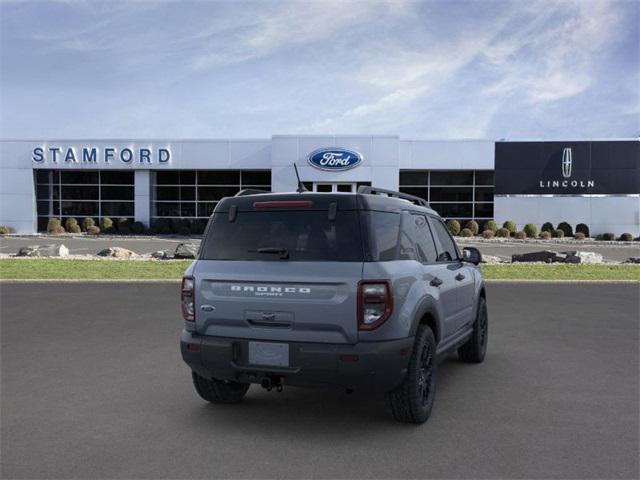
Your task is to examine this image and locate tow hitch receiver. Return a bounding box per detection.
[260,376,284,392]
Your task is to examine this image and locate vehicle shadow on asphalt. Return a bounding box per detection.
[179,355,470,433]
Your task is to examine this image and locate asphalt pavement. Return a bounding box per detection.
[1,282,638,479]
[1,235,638,261]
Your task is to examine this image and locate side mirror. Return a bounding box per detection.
[462,247,482,265]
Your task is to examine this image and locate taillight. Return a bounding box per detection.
[358,280,393,330]
[181,276,195,322]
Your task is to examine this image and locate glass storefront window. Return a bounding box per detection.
[151,170,271,220]
[399,169,494,221]
[35,169,134,231]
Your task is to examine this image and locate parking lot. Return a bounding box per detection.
[1,282,638,479]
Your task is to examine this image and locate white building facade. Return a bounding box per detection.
[0,136,637,235]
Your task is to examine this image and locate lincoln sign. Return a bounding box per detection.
[495,140,639,195]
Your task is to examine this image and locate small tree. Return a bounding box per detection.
[502,220,517,234]
[81,217,95,232]
[618,233,633,241]
[100,217,114,233]
[523,223,538,238]
[541,222,554,233]
[446,219,461,236]
[464,220,479,235]
[557,221,573,237]
[575,223,590,238]
[599,232,615,241]
[496,228,510,238]
[46,218,62,233]
[484,220,498,232]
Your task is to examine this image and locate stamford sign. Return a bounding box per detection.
[308,147,362,171]
[32,146,171,165]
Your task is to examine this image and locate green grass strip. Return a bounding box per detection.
[480,263,640,281]
[0,259,638,281]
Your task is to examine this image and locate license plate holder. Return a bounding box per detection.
[248,341,289,367]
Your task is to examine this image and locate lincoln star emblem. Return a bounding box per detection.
[561,147,572,178]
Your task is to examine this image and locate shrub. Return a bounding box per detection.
[81,217,96,231]
[116,217,131,234]
[464,220,479,235]
[150,218,172,235]
[86,225,101,235]
[131,221,146,234]
[46,218,61,233]
[618,233,633,241]
[552,229,565,238]
[557,221,573,237]
[482,229,495,239]
[496,228,510,238]
[599,232,615,241]
[0,224,13,234]
[515,230,527,240]
[100,217,114,233]
[574,232,586,240]
[502,220,517,234]
[541,222,554,233]
[575,223,590,238]
[190,219,206,235]
[539,231,551,240]
[523,223,538,238]
[484,220,497,232]
[460,228,474,237]
[50,225,65,235]
[65,217,78,230]
[68,224,81,234]
[446,219,461,236]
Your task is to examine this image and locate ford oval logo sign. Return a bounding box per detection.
[307,148,362,171]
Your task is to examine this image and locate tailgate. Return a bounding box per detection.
[194,260,363,344]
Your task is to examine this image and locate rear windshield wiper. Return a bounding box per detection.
[248,247,290,259]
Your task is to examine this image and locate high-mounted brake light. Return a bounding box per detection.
[357,280,393,330]
[253,200,313,209]
[181,276,195,322]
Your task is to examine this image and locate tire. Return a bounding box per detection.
[458,296,488,363]
[386,325,437,424]
[191,372,250,404]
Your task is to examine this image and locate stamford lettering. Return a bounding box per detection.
[32,146,171,165]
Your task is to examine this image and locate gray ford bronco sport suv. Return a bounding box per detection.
[180,186,488,424]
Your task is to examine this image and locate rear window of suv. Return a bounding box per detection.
[200,210,364,261]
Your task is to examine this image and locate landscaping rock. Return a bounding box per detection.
[17,244,69,258]
[96,247,136,258]
[481,254,504,264]
[151,250,169,260]
[511,250,566,263]
[561,251,604,264]
[174,243,199,259]
[625,257,640,264]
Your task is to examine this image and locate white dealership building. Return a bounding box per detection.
[0,136,638,235]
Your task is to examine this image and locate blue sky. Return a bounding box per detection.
[1,0,638,139]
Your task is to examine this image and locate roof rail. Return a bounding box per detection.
[234,188,270,197]
[357,186,430,208]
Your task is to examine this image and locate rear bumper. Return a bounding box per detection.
[180,330,413,393]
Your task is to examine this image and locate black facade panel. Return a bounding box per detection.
[495,140,640,195]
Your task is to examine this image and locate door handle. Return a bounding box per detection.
[455,273,466,281]
[430,277,443,287]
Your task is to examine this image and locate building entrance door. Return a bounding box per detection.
[312,182,357,193]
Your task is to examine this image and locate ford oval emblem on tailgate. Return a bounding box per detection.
[307,147,362,171]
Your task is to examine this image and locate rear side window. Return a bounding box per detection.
[200,210,363,261]
[365,211,401,261]
[410,215,438,263]
[429,218,460,261]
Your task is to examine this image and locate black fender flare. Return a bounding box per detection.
[409,295,442,343]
